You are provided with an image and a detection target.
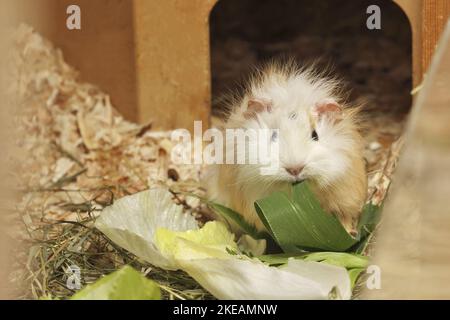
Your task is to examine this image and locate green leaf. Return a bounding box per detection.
[177,252,352,300]
[257,251,368,290]
[176,191,266,240]
[207,201,269,240]
[155,221,238,261]
[258,252,368,268]
[255,182,354,252]
[257,253,301,265]
[301,252,369,269]
[357,202,382,237]
[71,266,161,300]
[95,188,199,270]
[348,268,366,288]
[254,182,381,253]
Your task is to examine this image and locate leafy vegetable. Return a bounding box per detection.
[155,221,238,261]
[301,252,369,269]
[254,182,381,252]
[95,187,363,300]
[348,268,366,288]
[207,201,268,240]
[259,252,368,268]
[156,227,351,300]
[258,251,368,289]
[71,266,161,300]
[95,188,198,270]
[178,256,351,300]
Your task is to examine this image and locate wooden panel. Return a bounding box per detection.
[422,0,450,73]
[395,0,450,85]
[394,0,423,86]
[11,0,223,128]
[133,0,218,129]
[0,0,19,300]
[15,0,138,122]
[364,21,450,299]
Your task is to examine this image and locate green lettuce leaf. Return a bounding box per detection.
[258,251,368,289]
[96,188,356,299]
[154,222,351,299]
[175,244,351,300]
[155,221,238,261]
[71,266,160,300]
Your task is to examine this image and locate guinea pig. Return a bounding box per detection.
[205,61,367,235]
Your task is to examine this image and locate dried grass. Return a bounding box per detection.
[9,25,207,299]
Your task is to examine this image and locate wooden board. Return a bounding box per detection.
[365,20,450,299]
[133,0,218,130]
[12,0,450,129]
[13,0,138,122]
[395,0,450,86]
[422,0,450,73]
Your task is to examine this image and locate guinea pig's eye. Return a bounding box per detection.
[289,112,298,120]
[271,130,278,142]
[311,129,319,141]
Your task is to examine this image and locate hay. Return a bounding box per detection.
[10,25,405,299]
[10,25,207,299]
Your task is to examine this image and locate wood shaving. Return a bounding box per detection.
[11,25,203,228]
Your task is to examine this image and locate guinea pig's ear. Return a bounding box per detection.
[243,98,272,120]
[313,99,343,123]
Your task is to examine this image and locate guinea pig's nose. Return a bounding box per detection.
[285,166,304,177]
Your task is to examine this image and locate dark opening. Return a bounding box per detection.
[209,0,412,118]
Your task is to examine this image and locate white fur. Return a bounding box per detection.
[227,66,355,186]
[206,63,366,232]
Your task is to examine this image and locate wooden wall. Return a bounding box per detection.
[365,20,450,299]
[14,0,138,121]
[395,0,450,86]
[133,0,216,130]
[10,0,450,128]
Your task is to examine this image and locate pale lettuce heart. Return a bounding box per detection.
[95,188,198,270]
[155,226,351,300]
[96,188,352,300]
[178,257,351,300]
[155,221,237,261]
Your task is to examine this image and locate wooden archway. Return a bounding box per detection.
[14,0,450,129]
[132,0,449,128]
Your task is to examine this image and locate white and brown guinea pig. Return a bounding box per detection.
[205,61,367,235]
